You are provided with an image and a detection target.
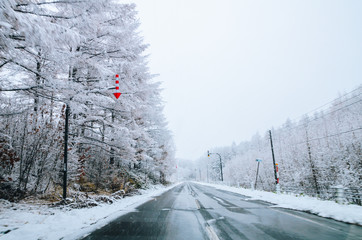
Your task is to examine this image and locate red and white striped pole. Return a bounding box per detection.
[275,163,280,194]
[113,74,121,99]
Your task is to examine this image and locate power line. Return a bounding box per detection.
[288,86,361,123]
[280,96,361,133]
[292,127,362,146]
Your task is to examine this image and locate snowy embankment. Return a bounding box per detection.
[0,183,179,240]
[197,182,362,226]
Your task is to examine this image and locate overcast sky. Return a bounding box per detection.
[122,0,362,161]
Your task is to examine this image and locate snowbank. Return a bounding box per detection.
[197,182,362,226]
[0,183,179,240]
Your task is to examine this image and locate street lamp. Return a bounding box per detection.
[207,150,223,181]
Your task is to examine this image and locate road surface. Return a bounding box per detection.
[81,182,362,240]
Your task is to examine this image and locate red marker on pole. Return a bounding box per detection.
[113,74,121,99]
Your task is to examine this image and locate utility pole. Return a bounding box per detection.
[269,130,280,193]
[63,103,70,201]
[218,153,223,182]
[145,158,148,184]
[269,130,277,183]
[207,150,223,182]
[110,110,115,165]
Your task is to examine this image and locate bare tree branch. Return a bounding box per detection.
[9,60,48,80]
[0,60,10,69]
[16,1,86,7]
[13,9,75,19]
[0,108,31,116]
[0,86,42,92]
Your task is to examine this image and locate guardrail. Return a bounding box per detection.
[281,186,362,206]
[225,181,361,206]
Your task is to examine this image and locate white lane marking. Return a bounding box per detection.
[213,196,230,206]
[213,197,224,203]
[271,208,341,232]
[194,198,220,240]
[195,199,201,209]
[207,219,216,224]
[207,216,225,225]
[213,197,234,208]
[206,225,220,240]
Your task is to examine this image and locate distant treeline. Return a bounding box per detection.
[200,86,361,195]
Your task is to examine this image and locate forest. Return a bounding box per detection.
[198,86,361,203]
[0,0,175,201]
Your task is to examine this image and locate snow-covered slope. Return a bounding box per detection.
[0,184,178,240]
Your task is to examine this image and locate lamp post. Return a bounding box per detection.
[207,150,223,182]
[206,163,209,183]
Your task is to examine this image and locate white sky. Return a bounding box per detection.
[122,0,362,161]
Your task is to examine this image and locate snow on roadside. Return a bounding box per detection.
[0,183,180,240]
[196,182,362,226]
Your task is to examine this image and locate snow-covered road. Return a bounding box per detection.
[1,182,361,240]
[82,182,362,240]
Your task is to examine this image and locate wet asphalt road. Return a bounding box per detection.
[81,182,362,240]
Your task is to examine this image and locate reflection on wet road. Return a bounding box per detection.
[81,182,362,240]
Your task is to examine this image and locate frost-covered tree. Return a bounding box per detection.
[0,1,174,201]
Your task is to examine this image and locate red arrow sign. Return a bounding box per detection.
[113,92,121,99]
[113,74,121,99]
